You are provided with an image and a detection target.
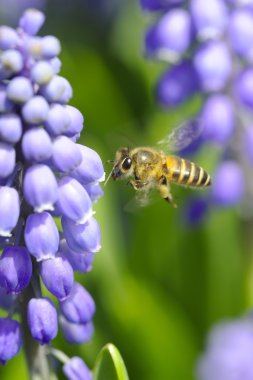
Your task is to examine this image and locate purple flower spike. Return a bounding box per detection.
[156,60,199,107]
[145,9,191,60]
[21,96,49,124]
[6,76,33,104]
[40,253,74,300]
[0,142,15,178]
[62,216,101,253]
[60,239,95,273]
[235,68,253,109]
[64,105,84,136]
[194,41,231,92]
[27,298,58,344]
[56,177,93,224]
[0,246,32,294]
[229,9,253,60]
[72,144,105,185]
[45,103,71,136]
[201,95,235,144]
[63,357,92,380]
[0,114,22,144]
[19,8,45,35]
[0,318,22,364]
[190,0,228,40]
[24,212,59,261]
[22,128,53,162]
[60,282,95,324]
[0,187,19,237]
[40,75,73,103]
[196,319,253,380]
[0,26,18,50]
[23,164,58,212]
[30,61,54,85]
[59,316,94,344]
[211,161,245,207]
[52,136,82,173]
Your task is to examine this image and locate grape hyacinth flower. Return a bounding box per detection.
[140,0,253,218]
[0,8,104,377]
[196,317,253,380]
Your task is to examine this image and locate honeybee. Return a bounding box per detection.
[105,120,211,207]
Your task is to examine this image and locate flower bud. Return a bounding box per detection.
[40,253,74,300]
[0,142,15,178]
[30,61,54,85]
[0,26,18,50]
[56,177,93,224]
[27,298,58,344]
[22,128,53,162]
[62,216,101,253]
[84,182,104,203]
[145,9,191,60]
[40,75,72,103]
[21,95,49,124]
[64,105,84,136]
[59,239,95,272]
[63,357,92,380]
[0,187,19,237]
[0,114,22,144]
[19,8,45,35]
[60,283,95,324]
[0,246,32,294]
[156,60,199,107]
[201,95,235,144]
[6,76,33,104]
[59,316,94,344]
[0,318,22,363]
[52,136,82,173]
[23,164,58,212]
[194,41,231,92]
[45,103,71,136]
[24,212,59,261]
[229,9,253,60]
[190,0,228,40]
[235,68,253,109]
[211,161,245,206]
[72,144,105,185]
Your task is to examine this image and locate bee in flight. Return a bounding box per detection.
[105,120,211,208]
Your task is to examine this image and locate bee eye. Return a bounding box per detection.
[122,157,132,170]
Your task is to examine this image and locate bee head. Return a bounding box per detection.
[112,147,133,180]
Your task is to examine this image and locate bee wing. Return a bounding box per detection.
[157,119,203,152]
[124,187,158,213]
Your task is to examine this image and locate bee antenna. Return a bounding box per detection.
[104,167,114,187]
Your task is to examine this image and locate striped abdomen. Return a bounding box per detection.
[166,156,211,187]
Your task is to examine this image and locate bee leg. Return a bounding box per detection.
[128,179,147,190]
[159,176,177,208]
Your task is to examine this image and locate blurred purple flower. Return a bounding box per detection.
[196,318,253,380]
[140,0,253,213]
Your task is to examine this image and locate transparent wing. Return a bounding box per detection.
[124,187,158,213]
[157,119,203,152]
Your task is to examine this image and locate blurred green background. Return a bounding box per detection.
[0,1,250,379]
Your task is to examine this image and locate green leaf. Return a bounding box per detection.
[93,343,129,380]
